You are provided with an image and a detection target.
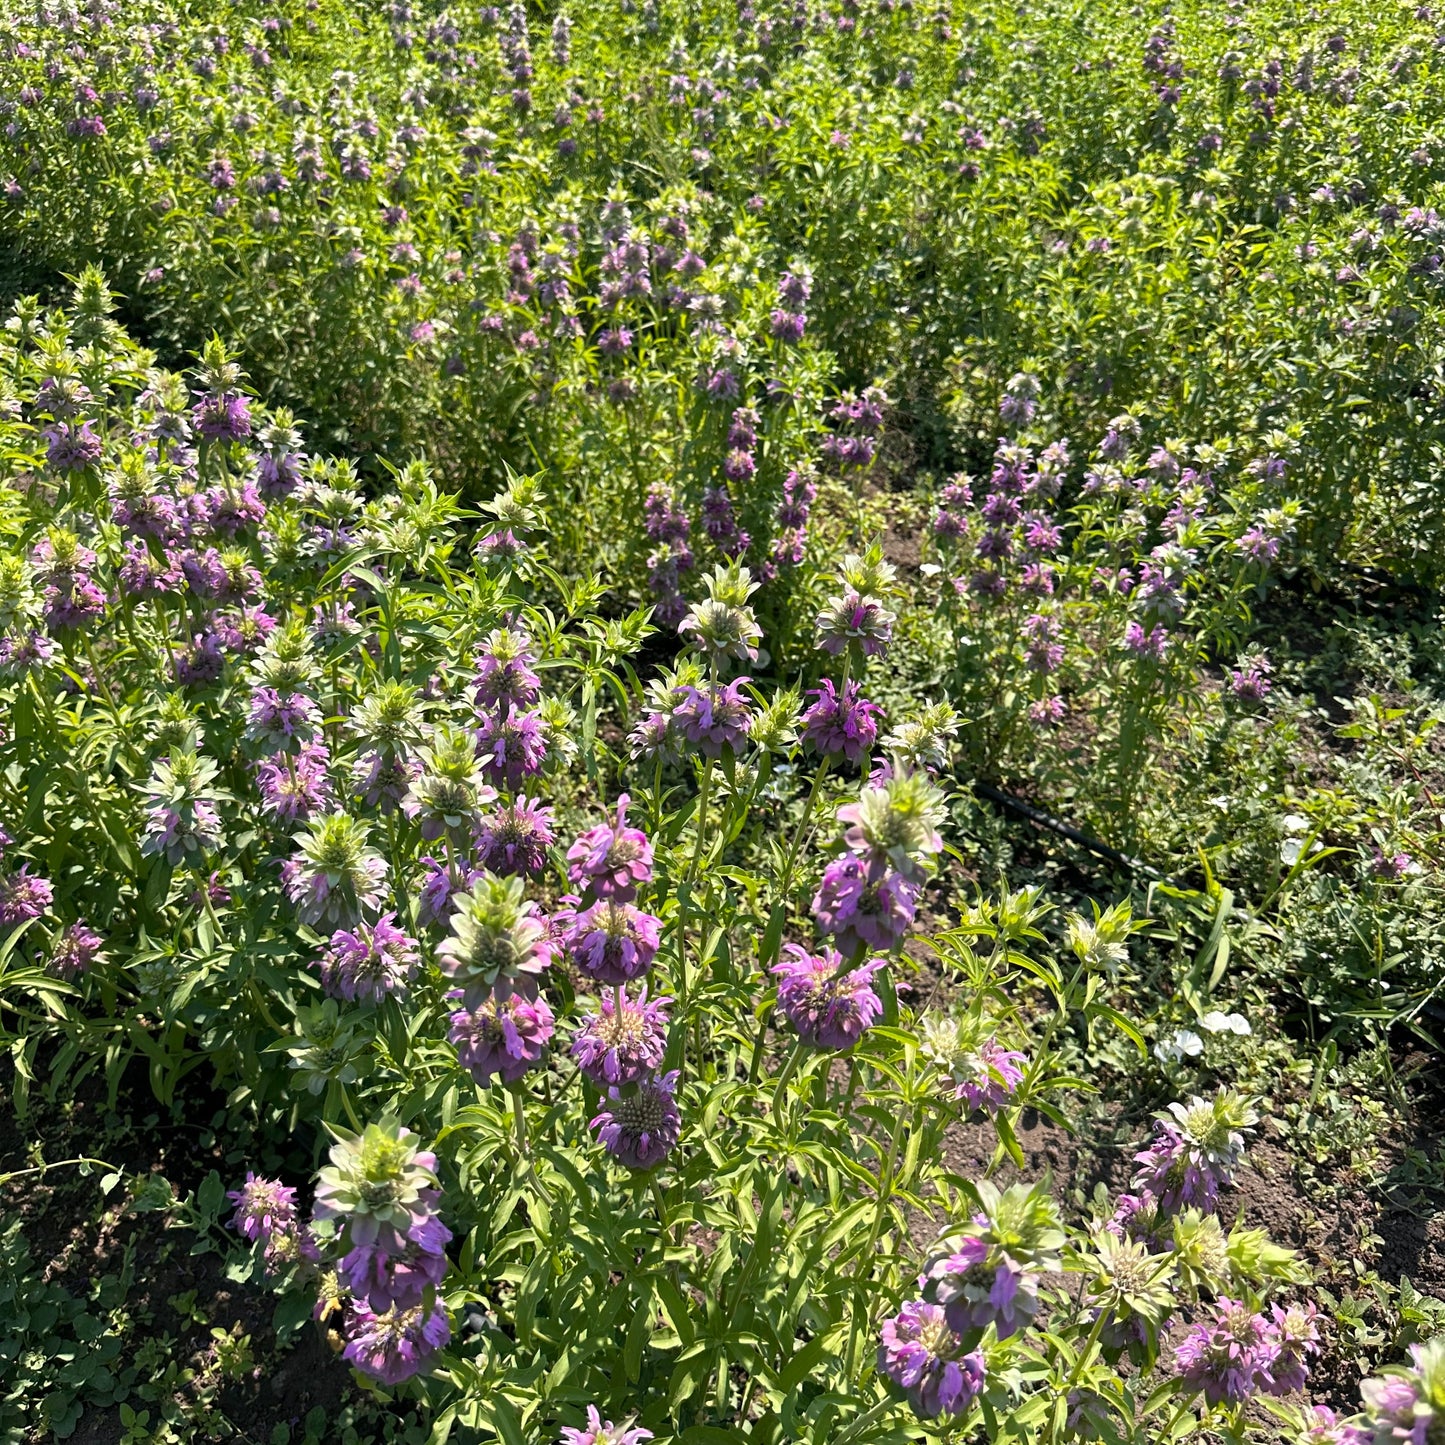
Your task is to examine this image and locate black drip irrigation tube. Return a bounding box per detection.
[972,782,1169,882]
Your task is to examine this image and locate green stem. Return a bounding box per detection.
[0,1155,118,1186]
[834,1396,897,1445]
[769,1039,806,1127]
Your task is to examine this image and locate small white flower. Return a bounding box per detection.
[1154,1029,1204,1063]
[1198,1010,1251,1036]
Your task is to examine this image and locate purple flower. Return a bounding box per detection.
[672,679,753,757]
[1262,1302,1320,1394]
[1174,1298,1276,1406]
[559,1406,653,1445]
[449,990,555,1085]
[477,796,555,876]
[43,422,103,472]
[227,1173,298,1242]
[1130,1095,1254,1214]
[1124,621,1170,662]
[418,855,481,927]
[954,1038,1028,1115]
[1229,653,1272,702]
[801,679,883,763]
[317,912,420,1002]
[473,627,542,710]
[571,986,671,1086]
[342,1300,451,1386]
[246,687,322,750]
[591,1069,682,1169]
[921,1237,1039,1341]
[1022,613,1064,673]
[565,794,653,901]
[256,742,333,823]
[476,705,547,787]
[771,944,884,1049]
[0,866,53,925]
[811,855,918,954]
[50,921,103,978]
[43,574,106,630]
[561,900,662,985]
[119,542,182,598]
[878,1301,986,1419]
[340,1213,450,1313]
[192,392,253,442]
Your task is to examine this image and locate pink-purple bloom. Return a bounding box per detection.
[476,796,555,876]
[953,1039,1028,1115]
[1174,1298,1277,1405]
[49,921,103,978]
[342,1300,451,1385]
[256,742,333,823]
[476,705,547,787]
[672,679,753,757]
[317,913,420,1002]
[771,944,884,1049]
[448,990,555,1084]
[558,1406,653,1445]
[565,794,653,901]
[801,679,883,763]
[0,866,53,925]
[811,855,918,954]
[560,900,662,984]
[571,986,671,1086]
[590,1069,682,1169]
[878,1301,987,1419]
[227,1173,298,1243]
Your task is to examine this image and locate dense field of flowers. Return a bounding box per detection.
[1,1,1445,1443]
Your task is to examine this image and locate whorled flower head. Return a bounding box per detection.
[436,871,555,1003]
[1265,1301,1321,1395]
[558,1406,654,1445]
[281,812,389,929]
[816,588,895,658]
[801,679,883,763]
[1174,1297,1276,1406]
[671,678,753,758]
[349,680,426,759]
[560,900,662,985]
[340,1213,451,1314]
[245,685,322,752]
[1359,1338,1445,1445]
[920,1180,1065,1343]
[878,1300,987,1420]
[476,704,548,787]
[256,740,333,824]
[836,770,946,880]
[448,989,555,1085]
[565,794,652,902]
[811,854,918,955]
[316,912,420,1003]
[140,751,225,866]
[1082,1230,1177,1358]
[49,920,103,978]
[227,1172,298,1243]
[677,563,762,663]
[406,724,498,843]
[342,1299,451,1386]
[0,864,54,925]
[312,1119,439,1251]
[476,795,555,877]
[473,624,542,711]
[1132,1090,1258,1214]
[771,944,884,1050]
[571,986,671,1087]
[951,1038,1029,1116]
[590,1070,682,1170]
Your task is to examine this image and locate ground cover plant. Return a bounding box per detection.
[0,2,1443,1444]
